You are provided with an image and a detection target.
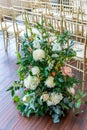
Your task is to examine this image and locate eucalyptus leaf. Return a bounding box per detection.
[52,114,60,123]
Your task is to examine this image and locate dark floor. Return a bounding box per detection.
[0,36,87,130]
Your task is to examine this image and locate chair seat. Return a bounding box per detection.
[7,24,25,35]
[0,21,12,31]
[71,41,87,59]
[33,8,47,14]
[16,14,23,21]
[53,13,61,20]
[19,27,42,39]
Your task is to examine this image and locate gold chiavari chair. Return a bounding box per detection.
[61,0,73,5]
[24,11,42,26]
[64,18,87,91]
[77,6,87,24]
[0,8,5,46]
[11,8,26,51]
[32,1,51,16]
[1,7,14,51]
[43,14,64,34]
[62,4,75,19]
[2,7,26,51]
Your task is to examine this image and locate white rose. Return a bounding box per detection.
[52,43,62,51]
[67,87,75,95]
[24,75,31,88]
[33,49,45,61]
[24,75,40,90]
[45,76,55,88]
[31,66,40,75]
[47,92,63,106]
[41,93,49,102]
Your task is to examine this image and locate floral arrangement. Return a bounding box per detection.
[7,20,87,123]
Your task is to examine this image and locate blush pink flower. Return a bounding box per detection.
[24,88,29,91]
[62,66,72,77]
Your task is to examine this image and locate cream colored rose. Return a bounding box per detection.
[33,49,45,61]
[24,75,40,90]
[45,76,55,88]
[47,92,63,106]
[67,87,75,95]
[41,93,49,102]
[31,66,40,75]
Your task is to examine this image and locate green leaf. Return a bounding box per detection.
[53,107,61,115]
[69,102,74,108]
[52,114,60,123]
[11,90,15,97]
[75,99,81,108]
[58,78,64,83]
[38,98,43,105]
[85,101,87,104]
[75,110,84,116]
[26,110,31,117]
[30,101,35,110]
[63,98,69,104]
[60,102,69,110]
[6,86,13,91]
[16,51,21,59]
[13,96,20,102]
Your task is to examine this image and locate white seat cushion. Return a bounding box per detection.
[19,27,42,39]
[7,24,25,34]
[33,8,47,14]
[16,14,23,21]
[0,21,12,31]
[53,13,60,20]
[71,41,87,59]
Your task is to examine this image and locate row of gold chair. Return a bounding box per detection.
[10,0,87,24]
[0,6,86,51]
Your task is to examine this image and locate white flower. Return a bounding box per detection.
[48,60,55,70]
[52,54,59,58]
[67,87,75,95]
[22,95,28,102]
[45,76,55,88]
[52,43,62,51]
[31,66,40,75]
[22,95,30,106]
[33,49,45,61]
[24,75,40,90]
[41,93,49,102]
[47,92,63,106]
[33,39,41,49]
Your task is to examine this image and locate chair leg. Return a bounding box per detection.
[14,33,19,51]
[5,31,8,51]
[82,62,86,91]
[2,31,5,47]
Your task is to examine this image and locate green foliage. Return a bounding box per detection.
[7,18,87,123]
